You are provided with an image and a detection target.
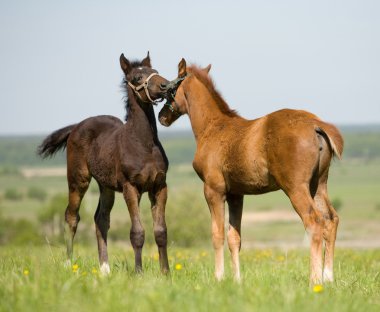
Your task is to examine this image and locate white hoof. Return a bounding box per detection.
[323,268,334,282]
[100,263,111,275]
[215,271,224,282]
[63,259,71,268]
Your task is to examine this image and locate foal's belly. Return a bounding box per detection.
[227,173,279,195]
[225,161,280,195]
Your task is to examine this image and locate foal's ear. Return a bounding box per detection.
[203,64,211,74]
[120,53,131,74]
[178,58,187,78]
[141,51,151,68]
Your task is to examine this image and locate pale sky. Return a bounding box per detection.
[0,0,379,135]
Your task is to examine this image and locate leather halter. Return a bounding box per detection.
[164,74,187,116]
[127,72,161,103]
[164,98,182,116]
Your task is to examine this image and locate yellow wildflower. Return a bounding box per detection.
[313,284,324,293]
[72,264,79,272]
[92,268,98,274]
[23,269,29,276]
[175,263,183,271]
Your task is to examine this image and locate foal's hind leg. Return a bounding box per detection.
[287,185,324,285]
[64,173,91,262]
[226,193,243,282]
[94,186,115,275]
[315,183,339,282]
[204,184,226,281]
[123,182,144,273]
[149,184,169,274]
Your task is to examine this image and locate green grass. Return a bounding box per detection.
[1,133,380,311]
[0,245,379,311]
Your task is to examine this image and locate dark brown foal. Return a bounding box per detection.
[38,53,170,275]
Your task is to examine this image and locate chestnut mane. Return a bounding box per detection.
[188,65,239,118]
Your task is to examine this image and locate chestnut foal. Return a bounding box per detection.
[159,59,343,285]
[38,53,170,275]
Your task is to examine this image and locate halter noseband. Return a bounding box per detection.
[164,74,187,116]
[127,72,161,104]
[164,99,182,116]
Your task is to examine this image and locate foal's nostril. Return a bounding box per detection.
[160,82,168,89]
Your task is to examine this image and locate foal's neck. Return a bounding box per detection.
[125,89,158,141]
[186,79,233,142]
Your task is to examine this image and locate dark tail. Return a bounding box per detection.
[37,124,77,158]
[315,121,344,160]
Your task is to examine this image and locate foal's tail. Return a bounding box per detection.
[37,124,77,158]
[315,121,344,160]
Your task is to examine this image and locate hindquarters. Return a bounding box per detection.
[264,110,343,283]
[265,110,343,195]
[64,116,126,196]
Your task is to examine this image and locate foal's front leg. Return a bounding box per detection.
[149,184,169,274]
[204,184,226,281]
[123,182,144,273]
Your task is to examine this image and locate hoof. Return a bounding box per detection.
[323,268,334,283]
[100,263,111,276]
[63,259,71,268]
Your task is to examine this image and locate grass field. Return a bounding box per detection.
[0,246,379,312]
[0,132,380,311]
[0,161,379,311]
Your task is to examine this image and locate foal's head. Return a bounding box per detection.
[158,58,211,127]
[120,52,169,104]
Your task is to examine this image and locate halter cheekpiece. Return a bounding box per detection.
[127,72,161,103]
[164,74,187,116]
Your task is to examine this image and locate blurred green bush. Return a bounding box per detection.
[165,190,210,247]
[27,186,47,202]
[331,197,343,211]
[0,212,41,245]
[38,193,94,245]
[4,188,23,201]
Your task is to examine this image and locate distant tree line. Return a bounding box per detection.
[0,126,380,168]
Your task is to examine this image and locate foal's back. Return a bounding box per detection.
[201,109,340,195]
